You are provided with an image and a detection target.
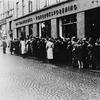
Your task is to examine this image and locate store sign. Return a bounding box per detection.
[36,4,77,20]
[16,18,33,26]
[15,1,78,27]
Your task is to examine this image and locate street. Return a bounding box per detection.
[0,48,100,100]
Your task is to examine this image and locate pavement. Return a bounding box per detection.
[0,47,100,100]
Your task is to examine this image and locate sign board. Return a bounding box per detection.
[15,1,78,28]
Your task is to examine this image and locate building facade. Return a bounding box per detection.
[14,0,79,39]
[1,0,100,41]
[0,0,14,40]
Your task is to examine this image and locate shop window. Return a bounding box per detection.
[62,14,77,38]
[62,14,77,24]
[41,20,51,38]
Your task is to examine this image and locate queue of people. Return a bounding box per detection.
[8,35,100,70]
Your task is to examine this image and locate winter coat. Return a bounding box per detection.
[20,40,26,54]
[46,41,54,60]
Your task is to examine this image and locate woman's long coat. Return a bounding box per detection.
[20,40,26,54]
[46,41,54,60]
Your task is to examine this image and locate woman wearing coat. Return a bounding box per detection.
[20,39,26,57]
[46,38,54,63]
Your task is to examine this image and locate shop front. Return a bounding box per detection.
[15,17,34,39]
[35,0,79,39]
[14,0,81,40]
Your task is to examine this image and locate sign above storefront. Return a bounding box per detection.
[16,18,33,26]
[36,4,77,21]
[15,1,78,28]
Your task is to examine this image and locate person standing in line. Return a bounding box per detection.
[71,36,78,67]
[76,39,83,69]
[20,38,26,58]
[46,38,54,63]
[9,39,14,55]
[2,38,7,54]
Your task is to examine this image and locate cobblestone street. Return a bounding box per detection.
[0,48,100,100]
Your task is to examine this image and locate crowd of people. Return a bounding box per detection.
[8,35,100,70]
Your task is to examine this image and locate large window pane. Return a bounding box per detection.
[62,14,77,38]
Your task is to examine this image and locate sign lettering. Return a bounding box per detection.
[16,18,33,26]
[36,4,77,20]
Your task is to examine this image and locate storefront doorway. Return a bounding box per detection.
[62,14,77,38]
[85,7,100,41]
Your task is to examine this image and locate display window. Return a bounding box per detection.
[41,20,51,38]
[61,14,77,38]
